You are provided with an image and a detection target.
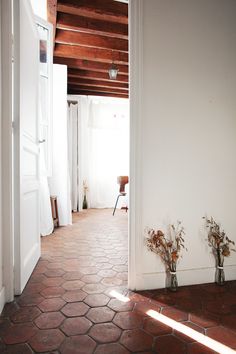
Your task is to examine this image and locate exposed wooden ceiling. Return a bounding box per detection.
[47,0,129,98]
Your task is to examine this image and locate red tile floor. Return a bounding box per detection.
[1,209,236,353]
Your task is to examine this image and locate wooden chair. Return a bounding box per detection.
[113,176,129,216]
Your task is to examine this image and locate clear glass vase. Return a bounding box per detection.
[216,251,225,286]
[168,262,178,292]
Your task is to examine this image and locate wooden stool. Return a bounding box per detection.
[50,196,59,228]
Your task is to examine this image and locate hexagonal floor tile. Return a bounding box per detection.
[2,323,37,345]
[101,277,123,287]
[82,283,105,294]
[120,329,153,352]
[81,275,102,283]
[44,269,65,278]
[161,307,188,322]
[62,280,85,291]
[86,307,115,323]
[62,290,87,303]
[187,342,216,353]
[174,321,204,343]
[97,269,117,278]
[89,323,121,343]
[221,314,236,331]
[189,311,219,329]
[29,329,65,352]
[94,343,130,354]
[154,334,187,354]
[143,317,172,336]
[43,277,64,287]
[60,335,96,354]
[113,311,144,330]
[61,302,89,317]
[108,299,134,312]
[10,306,41,323]
[34,312,65,329]
[79,266,99,275]
[84,294,109,307]
[63,271,83,280]
[18,294,44,307]
[206,326,236,348]
[38,298,66,312]
[1,343,34,354]
[40,286,66,298]
[61,317,92,335]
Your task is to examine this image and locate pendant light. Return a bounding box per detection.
[108,51,119,80]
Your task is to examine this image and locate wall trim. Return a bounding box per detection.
[135,265,236,290]
[0,286,5,314]
[1,0,14,303]
[128,0,143,290]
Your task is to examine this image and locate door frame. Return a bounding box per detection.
[1,0,141,302]
[1,0,14,304]
[128,0,143,290]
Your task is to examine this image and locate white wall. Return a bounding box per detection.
[0,0,4,312]
[49,64,72,226]
[130,0,236,289]
[30,0,47,20]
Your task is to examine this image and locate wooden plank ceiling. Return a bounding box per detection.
[48,0,129,99]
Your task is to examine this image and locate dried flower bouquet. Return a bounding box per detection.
[203,216,235,285]
[146,221,187,291]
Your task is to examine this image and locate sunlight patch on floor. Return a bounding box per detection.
[109,290,130,302]
[147,309,235,354]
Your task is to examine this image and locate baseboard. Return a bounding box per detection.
[134,265,236,290]
[0,286,5,314]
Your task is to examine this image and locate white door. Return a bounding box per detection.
[13,0,41,294]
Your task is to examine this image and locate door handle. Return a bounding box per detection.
[38,139,46,144]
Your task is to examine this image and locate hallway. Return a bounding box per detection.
[0,209,236,353]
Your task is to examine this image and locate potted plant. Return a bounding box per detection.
[203,216,235,285]
[146,221,187,291]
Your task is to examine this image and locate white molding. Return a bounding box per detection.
[135,265,236,290]
[0,286,5,314]
[128,0,143,290]
[1,0,14,303]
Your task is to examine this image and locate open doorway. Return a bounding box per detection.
[32,0,130,293]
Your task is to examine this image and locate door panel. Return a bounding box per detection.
[14,0,40,294]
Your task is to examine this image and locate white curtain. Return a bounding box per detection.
[49,65,72,226]
[68,103,79,211]
[67,95,129,209]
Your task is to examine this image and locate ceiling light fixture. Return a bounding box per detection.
[108,50,119,80]
[108,62,119,80]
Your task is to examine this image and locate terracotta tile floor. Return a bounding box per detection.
[1,209,236,353]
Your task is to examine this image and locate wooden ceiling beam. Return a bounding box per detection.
[68,77,128,90]
[68,85,128,95]
[54,44,128,64]
[68,90,129,99]
[57,12,128,39]
[47,0,57,45]
[68,68,128,83]
[55,29,128,52]
[54,57,129,75]
[57,0,128,24]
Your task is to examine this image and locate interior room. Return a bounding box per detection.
[0,0,236,353]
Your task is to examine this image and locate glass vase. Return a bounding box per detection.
[216,251,225,286]
[168,262,178,292]
[82,195,88,209]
